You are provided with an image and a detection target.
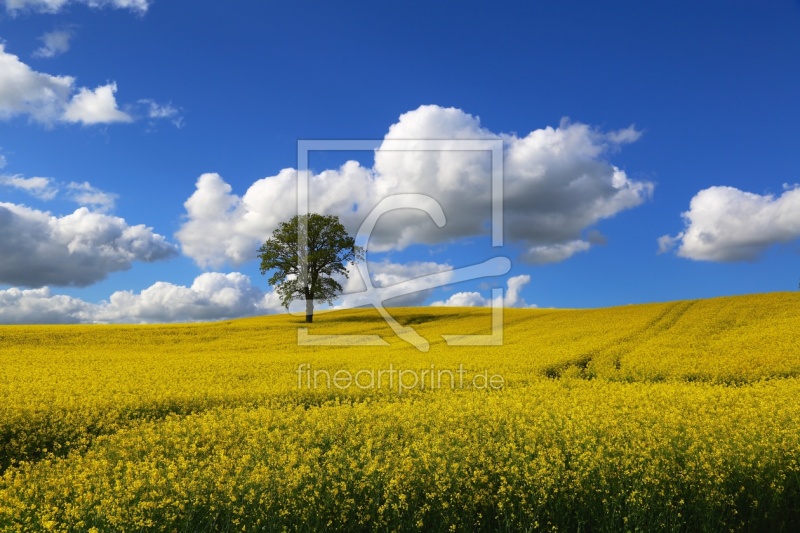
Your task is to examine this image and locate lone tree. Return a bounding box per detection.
[258,213,362,323]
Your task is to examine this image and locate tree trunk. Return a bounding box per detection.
[305,295,313,323]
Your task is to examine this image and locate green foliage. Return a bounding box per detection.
[258,214,362,320]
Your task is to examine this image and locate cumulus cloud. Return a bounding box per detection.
[430,275,534,308]
[0,174,59,200]
[430,291,487,308]
[0,202,177,287]
[659,185,800,262]
[3,0,149,14]
[504,274,532,307]
[335,260,455,308]
[369,260,453,289]
[0,44,73,123]
[62,83,132,125]
[94,272,282,323]
[0,287,94,324]
[32,29,73,58]
[0,261,524,324]
[0,272,282,324]
[0,44,136,125]
[65,181,117,211]
[177,105,652,268]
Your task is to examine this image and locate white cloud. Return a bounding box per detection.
[0,287,94,324]
[522,240,591,264]
[177,172,267,267]
[0,267,531,324]
[66,181,117,211]
[369,260,453,289]
[660,185,800,262]
[430,291,487,308]
[62,83,132,125]
[32,29,73,58]
[0,44,74,123]
[335,260,455,308]
[0,202,177,287]
[0,173,118,209]
[430,275,534,308]
[0,272,283,324]
[0,175,59,200]
[177,106,652,268]
[3,0,149,14]
[657,234,680,255]
[95,272,282,323]
[137,98,184,128]
[504,274,531,307]
[606,125,643,145]
[138,98,176,118]
[0,44,133,125]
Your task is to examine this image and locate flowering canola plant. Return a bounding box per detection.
[0,292,799,531]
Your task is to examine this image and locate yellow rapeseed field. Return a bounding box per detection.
[1,292,799,531]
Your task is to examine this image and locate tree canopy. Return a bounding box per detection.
[258,213,362,323]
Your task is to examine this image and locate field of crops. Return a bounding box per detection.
[1,292,799,531]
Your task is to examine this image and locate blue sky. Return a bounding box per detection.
[1,0,799,323]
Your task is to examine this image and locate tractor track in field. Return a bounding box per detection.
[542,300,697,379]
